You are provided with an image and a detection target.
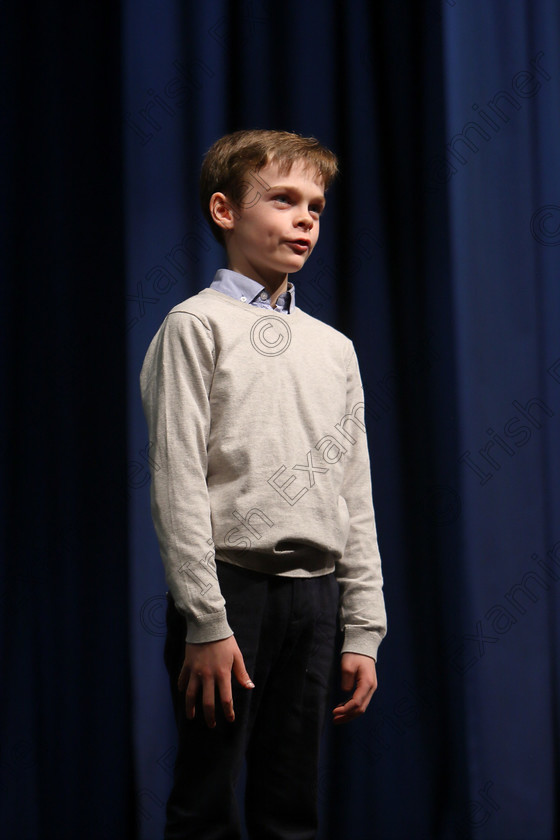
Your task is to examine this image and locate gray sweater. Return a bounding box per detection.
[140,286,387,660]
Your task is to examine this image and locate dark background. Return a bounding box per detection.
[2,1,559,838]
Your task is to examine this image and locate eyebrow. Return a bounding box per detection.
[267,184,326,206]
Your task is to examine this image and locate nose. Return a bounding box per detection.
[294,206,314,230]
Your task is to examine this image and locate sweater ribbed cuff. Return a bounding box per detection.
[185,609,233,644]
[341,627,384,662]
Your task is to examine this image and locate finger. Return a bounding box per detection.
[349,681,373,710]
[332,696,364,724]
[332,702,360,724]
[202,677,217,729]
[184,673,199,720]
[232,651,255,689]
[332,684,374,724]
[216,673,235,723]
[177,661,190,693]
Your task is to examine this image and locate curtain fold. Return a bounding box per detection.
[1,3,133,839]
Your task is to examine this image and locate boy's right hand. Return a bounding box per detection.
[178,636,255,729]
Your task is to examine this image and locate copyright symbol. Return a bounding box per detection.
[140,595,167,636]
[530,205,560,246]
[250,315,292,356]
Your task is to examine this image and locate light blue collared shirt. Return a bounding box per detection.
[209,269,296,314]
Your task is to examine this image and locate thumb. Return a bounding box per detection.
[232,649,255,689]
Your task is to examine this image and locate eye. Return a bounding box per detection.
[310,204,324,217]
[273,194,291,205]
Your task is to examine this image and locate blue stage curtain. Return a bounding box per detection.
[2,1,559,838]
[0,2,134,839]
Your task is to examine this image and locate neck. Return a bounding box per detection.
[263,277,289,307]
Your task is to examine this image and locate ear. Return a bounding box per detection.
[209,192,239,232]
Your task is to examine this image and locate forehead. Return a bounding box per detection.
[257,159,325,193]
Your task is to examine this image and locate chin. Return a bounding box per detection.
[286,256,309,270]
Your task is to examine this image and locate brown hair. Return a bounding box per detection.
[200,128,339,244]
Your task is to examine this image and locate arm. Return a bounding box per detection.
[140,311,253,726]
[332,343,387,723]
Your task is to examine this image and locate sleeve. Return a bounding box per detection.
[139,310,233,644]
[335,342,387,661]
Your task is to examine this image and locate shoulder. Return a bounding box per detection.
[165,288,256,329]
[165,289,217,328]
[294,307,356,362]
[143,291,218,363]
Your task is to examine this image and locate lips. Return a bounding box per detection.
[285,239,311,253]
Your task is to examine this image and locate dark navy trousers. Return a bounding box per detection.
[163,558,339,840]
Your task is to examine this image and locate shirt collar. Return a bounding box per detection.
[209,269,296,314]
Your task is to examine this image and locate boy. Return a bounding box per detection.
[140,129,387,840]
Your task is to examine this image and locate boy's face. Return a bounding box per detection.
[213,159,326,289]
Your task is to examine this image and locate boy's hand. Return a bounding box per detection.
[332,653,377,725]
[178,636,255,729]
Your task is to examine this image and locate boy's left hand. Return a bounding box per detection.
[332,653,377,725]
